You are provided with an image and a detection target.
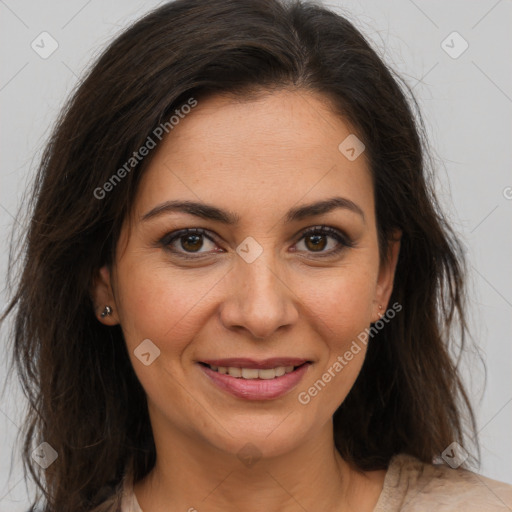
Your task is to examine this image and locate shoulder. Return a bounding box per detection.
[120,463,143,512]
[374,453,512,511]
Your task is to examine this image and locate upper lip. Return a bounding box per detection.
[200,358,310,369]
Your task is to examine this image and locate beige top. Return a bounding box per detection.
[120,453,512,511]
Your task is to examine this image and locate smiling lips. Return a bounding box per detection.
[198,357,311,400]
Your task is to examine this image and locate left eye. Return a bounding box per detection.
[159,226,352,258]
[294,226,352,256]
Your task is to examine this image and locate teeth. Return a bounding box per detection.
[227,367,242,378]
[242,368,260,379]
[257,368,277,380]
[208,365,298,379]
[274,366,286,377]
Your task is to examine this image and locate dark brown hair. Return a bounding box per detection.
[2,0,479,510]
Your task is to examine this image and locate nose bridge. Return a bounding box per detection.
[220,239,298,338]
[242,253,283,304]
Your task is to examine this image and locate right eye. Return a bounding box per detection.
[159,228,223,258]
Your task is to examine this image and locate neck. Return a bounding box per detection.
[133,419,385,512]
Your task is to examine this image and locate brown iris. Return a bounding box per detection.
[304,234,327,252]
[181,234,204,252]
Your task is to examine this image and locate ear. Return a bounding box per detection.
[372,230,402,322]
[91,264,120,325]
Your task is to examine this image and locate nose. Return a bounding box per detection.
[219,254,299,340]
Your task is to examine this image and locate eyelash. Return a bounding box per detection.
[158,226,354,260]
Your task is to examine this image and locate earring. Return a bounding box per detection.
[378,304,383,318]
[100,305,113,318]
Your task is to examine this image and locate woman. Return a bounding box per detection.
[2,0,511,510]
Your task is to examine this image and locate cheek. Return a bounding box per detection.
[114,258,224,351]
[295,271,375,417]
[300,266,376,339]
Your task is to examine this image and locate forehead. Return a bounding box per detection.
[134,89,373,220]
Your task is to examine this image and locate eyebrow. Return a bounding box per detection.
[141,196,365,224]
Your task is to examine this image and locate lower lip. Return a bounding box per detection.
[198,363,311,400]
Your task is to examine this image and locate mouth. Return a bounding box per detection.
[197,358,312,400]
[198,362,307,380]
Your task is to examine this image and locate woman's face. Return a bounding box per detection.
[94,89,400,458]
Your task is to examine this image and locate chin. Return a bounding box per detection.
[202,414,313,461]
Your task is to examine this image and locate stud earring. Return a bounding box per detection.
[100,305,113,318]
[378,304,383,318]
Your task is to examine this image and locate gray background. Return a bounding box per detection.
[1,0,511,509]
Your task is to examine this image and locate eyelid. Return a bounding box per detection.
[159,227,214,247]
[158,225,354,258]
[296,225,354,246]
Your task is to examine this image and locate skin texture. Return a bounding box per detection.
[93,89,401,511]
